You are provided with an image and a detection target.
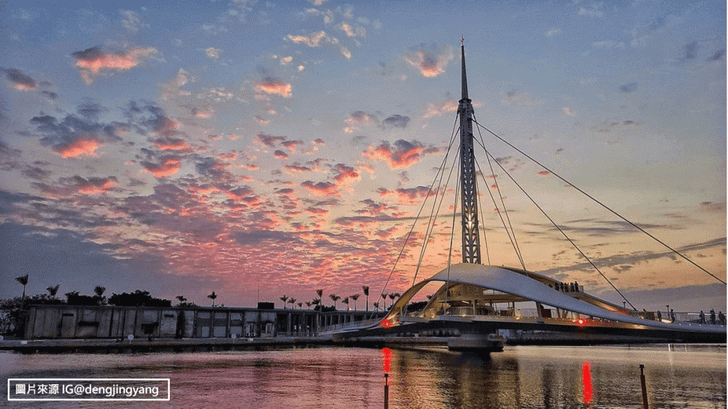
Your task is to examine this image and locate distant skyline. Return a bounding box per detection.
[0,0,725,312]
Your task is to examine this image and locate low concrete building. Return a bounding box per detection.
[22,304,383,340]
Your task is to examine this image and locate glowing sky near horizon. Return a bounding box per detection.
[0,0,725,312]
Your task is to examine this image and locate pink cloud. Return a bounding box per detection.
[423,99,458,118]
[301,180,339,196]
[344,111,376,134]
[281,140,303,153]
[285,164,312,173]
[404,44,453,78]
[75,176,119,194]
[306,207,329,215]
[71,46,157,83]
[55,138,101,158]
[274,150,289,160]
[2,68,37,91]
[257,133,287,147]
[333,164,359,185]
[141,157,182,178]
[154,137,191,151]
[363,139,438,169]
[378,186,432,204]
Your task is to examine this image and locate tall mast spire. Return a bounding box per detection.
[458,38,482,264]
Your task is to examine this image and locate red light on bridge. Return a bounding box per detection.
[381,319,393,328]
[578,319,585,325]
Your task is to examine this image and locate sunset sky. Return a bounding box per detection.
[1,0,725,312]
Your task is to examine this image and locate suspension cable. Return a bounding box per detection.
[482,147,638,310]
[373,114,461,319]
[473,125,527,270]
[473,119,725,286]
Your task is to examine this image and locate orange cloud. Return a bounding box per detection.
[423,99,458,118]
[254,79,292,98]
[154,137,191,151]
[56,138,101,158]
[141,157,182,178]
[76,177,118,194]
[71,46,157,83]
[301,180,339,196]
[363,139,437,169]
[285,31,326,47]
[404,44,454,78]
[333,164,359,185]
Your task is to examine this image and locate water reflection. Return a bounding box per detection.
[582,361,593,406]
[0,345,724,408]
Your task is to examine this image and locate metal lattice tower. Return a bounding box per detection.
[458,39,482,264]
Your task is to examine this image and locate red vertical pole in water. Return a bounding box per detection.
[384,373,389,409]
[640,364,649,409]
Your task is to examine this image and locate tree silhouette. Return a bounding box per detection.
[362,286,369,312]
[381,293,388,310]
[342,296,349,311]
[94,286,106,305]
[280,295,289,309]
[305,301,312,309]
[350,293,360,311]
[288,298,297,309]
[46,285,60,298]
[15,275,29,299]
[329,294,341,309]
[388,293,400,310]
[208,291,217,307]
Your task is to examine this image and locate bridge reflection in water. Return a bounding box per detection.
[326,263,726,349]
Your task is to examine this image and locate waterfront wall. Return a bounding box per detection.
[23,305,384,340]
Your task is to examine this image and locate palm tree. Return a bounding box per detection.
[288,298,297,309]
[342,297,350,311]
[381,293,388,310]
[362,286,370,311]
[297,302,303,309]
[280,295,289,309]
[350,293,360,311]
[316,289,323,300]
[305,301,312,309]
[388,293,400,310]
[94,285,106,305]
[176,295,187,304]
[329,294,341,309]
[373,302,380,311]
[15,274,29,299]
[46,285,60,298]
[208,291,217,307]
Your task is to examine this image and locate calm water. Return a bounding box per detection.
[0,345,725,408]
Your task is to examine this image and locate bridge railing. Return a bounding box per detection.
[409,308,727,327]
[318,318,381,334]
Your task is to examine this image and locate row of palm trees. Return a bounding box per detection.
[15,275,109,303]
[17,275,401,311]
[279,286,401,312]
